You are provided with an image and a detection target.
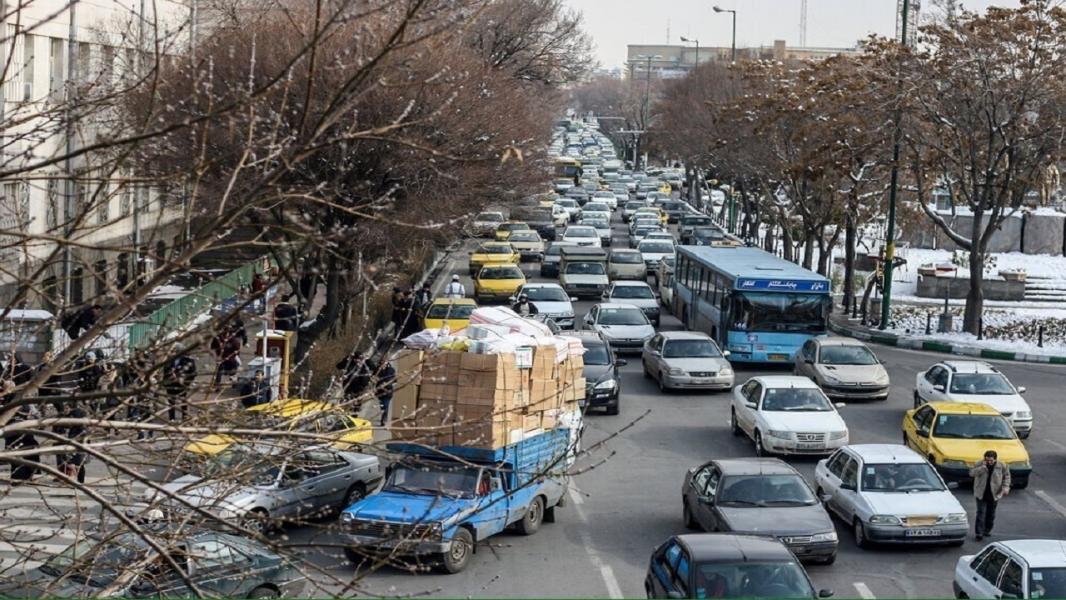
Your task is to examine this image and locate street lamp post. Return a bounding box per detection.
[680,36,699,71]
[879,0,910,330]
[632,54,661,170]
[712,6,736,62]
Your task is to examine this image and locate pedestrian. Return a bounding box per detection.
[414,282,433,309]
[336,351,377,408]
[375,361,396,427]
[35,352,66,399]
[55,402,88,484]
[162,348,197,421]
[390,287,406,334]
[229,317,248,348]
[239,369,273,408]
[125,355,155,440]
[399,290,419,338]
[60,304,102,340]
[274,302,299,331]
[211,330,241,388]
[443,275,466,299]
[76,352,105,408]
[970,449,1011,541]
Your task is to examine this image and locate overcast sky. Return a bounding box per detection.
[564,0,1022,69]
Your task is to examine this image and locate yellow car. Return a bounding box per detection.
[634,207,668,226]
[902,401,1030,488]
[184,399,374,456]
[506,231,545,261]
[658,181,672,194]
[494,221,532,241]
[474,264,527,303]
[468,241,519,275]
[422,297,477,330]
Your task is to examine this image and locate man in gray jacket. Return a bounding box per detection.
[970,450,1011,541]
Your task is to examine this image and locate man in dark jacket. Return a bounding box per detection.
[511,294,539,317]
[240,370,272,408]
[162,350,197,421]
[62,305,102,340]
[970,449,1011,541]
[336,351,377,407]
[375,361,396,427]
[76,353,105,397]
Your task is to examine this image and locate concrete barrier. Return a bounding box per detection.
[903,210,1065,257]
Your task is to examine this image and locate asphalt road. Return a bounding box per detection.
[288,211,1066,599]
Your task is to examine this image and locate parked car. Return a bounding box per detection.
[561,225,602,248]
[643,331,734,392]
[513,283,577,329]
[731,376,849,457]
[561,330,624,415]
[901,401,1031,488]
[794,337,890,401]
[469,211,505,237]
[582,303,655,354]
[814,444,967,548]
[681,458,838,564]
[607,248,647,281]
[914,361,1032,438]
[645,534,830,599]
[954,539,1066,599]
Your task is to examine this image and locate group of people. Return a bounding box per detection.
[336,351,395,426]
[391,283,435,339]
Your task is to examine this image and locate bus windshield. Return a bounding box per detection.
[732,292,828,334]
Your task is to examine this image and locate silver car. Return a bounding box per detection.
[603,281,660,326]
[794,337,889,401]
[152,445,382,533]
[583,303,655,354]
[642,331,734,392]
[607,249,648,281]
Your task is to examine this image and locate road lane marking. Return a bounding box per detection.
[853,582,876,599]
[1035,490,1066,520]
[569,487,622,598]
[568,487,585,505]
[1041,438,1066,452]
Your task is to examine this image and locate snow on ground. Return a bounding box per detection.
[885,304,1066,355]
[892,247,1066,293]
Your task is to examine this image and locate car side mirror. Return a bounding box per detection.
[947,481,959,490]
[933,384,946,392]
[722,350,731,357]
[570,297,579,302]
[615,359,628,366]
[840,482,856,492]
[834,402,846,409]
[745,402,756,409]
[819,590,835,598]
[697,495,713,505]
[818,492,832,503]
[1017,386,1026,394]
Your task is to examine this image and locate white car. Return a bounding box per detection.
[470,211,505,237]
[582,302,655,354]
[591,191,617,210]
[644,231,676,245]
[814,444,967,549]
[561,225,602,248]
[514,283,577,329]
[642,331,733,392]
[954,539,1066,599]
[555,198,581,222]
[580,217,612,247]
[730,376,849,457]
[554,178,575,193]
[636,239,675,272]
[914,360,1032,438]
[603,281,660,326]
[550,204,569,227]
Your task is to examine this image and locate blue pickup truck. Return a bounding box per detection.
[339,429,570,573]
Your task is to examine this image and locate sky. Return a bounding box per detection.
[563,0,1023,70]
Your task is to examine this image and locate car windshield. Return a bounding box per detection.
[524,287,569,302]
[932,414,1016,440]
[761,387,833,412]
[819,345,878,366]
[427,303,475,319]
[480,267,523,279]
[557,200,577,208]
[626,202,644,210]
[684,217,713,226]
[582,343,611,365]
[566,228,596,238]
[584,219,609,228]
[611,285,654,299]
[638,242,674,254]
[663,339,722,358]
[385,464,479,499]
[598,307,648,326]
[565,262,605,275]
[509,233,539,242]
[545,245,563,257]
[478,245,512,254]
[949,373,1015,395]
[694,561,814,599]
[41,538,142,587]
[861,462,945,492]
[199,446,265,479]
[717,474,818,507]
[611,252,643,264]
[732,292,829,334]
[586,203,609,212]
[500,223,528,232]
[1031,568,1066,599]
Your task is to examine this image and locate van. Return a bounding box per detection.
[558,246,609,299]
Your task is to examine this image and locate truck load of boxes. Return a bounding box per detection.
[389,307,585,449]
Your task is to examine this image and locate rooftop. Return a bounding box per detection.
[846,444,924,464]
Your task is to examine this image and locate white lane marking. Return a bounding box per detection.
[854,582,876,599]
[1042,438,1066,452]
[570,488,622,599]
[568,487,585,505]
[1035,490,1066,520]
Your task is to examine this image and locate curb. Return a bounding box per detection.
[829,317,1066,365]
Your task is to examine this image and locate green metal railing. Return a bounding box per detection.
[128,257,274,350]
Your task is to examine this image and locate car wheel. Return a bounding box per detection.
[730,409,742,436]
[854,519,869,549]
[519,496,544,535]
[658,373,668,393]
[754,431,766,457]
[606,401,620,416]
[439,528,474,574]
[683,500,699,530]
[343,482,367,508]
[956,591,969,599]
[240,509,271,535]
[247,586,279,599]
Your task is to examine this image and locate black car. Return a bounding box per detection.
[565,188,591,206]
[691,226,726,246]
[645,534,831,599]
[562,330,624,415]
[679,215,715,243]
[659,200,686,223]
[540,243,564,278]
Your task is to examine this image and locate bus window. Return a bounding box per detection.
[733,292,828,333]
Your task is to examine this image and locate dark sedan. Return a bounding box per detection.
[681,458,838,564]
[645,534,831,599]
[562,330,625,415]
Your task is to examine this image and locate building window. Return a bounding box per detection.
[22,33,34,101]
[93,259,107,299]
[70,265,84,305]
[119,184,131,217]
[49,38,64,99]
[46,179,59,229]
[96,184,109,224]
[100,45,114,88]
[116,253,129,290]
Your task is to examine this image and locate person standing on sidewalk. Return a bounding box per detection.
[375,361,396,427]
[970,450,1011,541]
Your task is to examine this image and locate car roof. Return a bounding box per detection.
[522,282,563,289]
[815,336,869,347]
[612,280,653,288]
[713,457,799,476]
[999,540,1066,568]
[611,248,641,255]
[597,302,643,310]
[938,360,996,373]
[430,297,477,306]
[676,534,797,563]
[750,375,821,389]
[478,241,513,249]
[843,444,924,464]
[660,331,714,341]
[926,401,1002,415]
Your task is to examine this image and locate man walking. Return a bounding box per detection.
[970,450,1011,541]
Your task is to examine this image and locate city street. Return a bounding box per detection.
[284,213,1066,599]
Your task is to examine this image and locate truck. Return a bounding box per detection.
[339,429,571,573]
[558,246,609,299]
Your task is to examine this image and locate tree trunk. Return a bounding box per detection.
[802,234,815,269]
[763,225,775,253]
[843,216,857,311]
[295,256,343,363]
[781,216,794,262]
[963,248,984,334]
[818,226,840,277]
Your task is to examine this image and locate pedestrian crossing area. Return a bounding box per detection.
[0,477,149,573]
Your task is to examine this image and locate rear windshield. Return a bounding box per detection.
[565,262,606,275]
[478,245,513,254]
[427,304,475,319]
[610,252,643,264]
[638,242,674,254]
[480,267,523,279]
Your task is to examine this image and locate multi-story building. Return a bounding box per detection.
[626,40,860,79]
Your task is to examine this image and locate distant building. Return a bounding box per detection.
[626,40,860,78]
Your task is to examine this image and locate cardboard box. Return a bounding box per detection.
[454,412,511,448]
[530,379,558,404]
[458,368,521,390]
[560,377,586,403]
[532,345,557,378]
[420,382,460,402]
[523,412,542,431]
[423,351,463,378]
[460,352,517,372]
[392,349,425,384]
[390,379,419,421]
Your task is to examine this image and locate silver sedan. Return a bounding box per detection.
[642,331,734,392]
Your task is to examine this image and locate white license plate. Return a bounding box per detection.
[904,528,941,537]
[797,442,824,450]
[693,378,709,384]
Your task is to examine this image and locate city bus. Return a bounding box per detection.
[554,157,583,181]
[673,246,831,363]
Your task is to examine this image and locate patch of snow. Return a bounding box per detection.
[885,304,1066,355]
[0,309,54,321]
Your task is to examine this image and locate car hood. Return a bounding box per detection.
[641,251,672,260]
[761,411,846,432]
[531,301,574,315]
[0,570,103,598]
[662,357,730,372]
[343,490,472,524]
[947,393,1028,413]
[157,474,262,510]
[718,505,833,536]
[583,363,614,384]
[816,364,888,384]
[932,438,1029,464]
[610,298,657,309]
[596,324,655,340]
[862,490,964,516]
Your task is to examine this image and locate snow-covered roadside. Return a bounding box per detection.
[882,304,1066,355]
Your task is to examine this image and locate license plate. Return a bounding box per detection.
[693,378,709,384]
[797,442,824,450]
[904,528,941,537]
[768,353,790,361]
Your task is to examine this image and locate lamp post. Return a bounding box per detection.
[632,54,661,170]
[879,0,910,330]
[680,36,699,71]
[712,6,736,62]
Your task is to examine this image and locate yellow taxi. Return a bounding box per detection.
[902,401,1031,488]
[184,399,374,456]
[422,297,477,330]
[634,206,668,226]
[474,264,527,303]
[538,194,559,208]
[506,230,545,261]
[494,221,532,241]
[468,241,520,275]
[658,181,672,194]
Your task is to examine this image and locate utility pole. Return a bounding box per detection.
[631,54,660,171]
[680,36,699,73]
[879,0,910,330]
[62,0,79,304]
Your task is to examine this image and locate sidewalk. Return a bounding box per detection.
[829,313,1066,365]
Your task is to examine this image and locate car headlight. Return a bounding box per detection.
[942,513,968,524]
[719,367,733,376]
[668,368,685,376]
[941,459,971,469]
[821,374,840,384]
[829,430,848,440]
[1008,460,1031,469]
[561,311,575,319]
[340,512,355,524]
[766,430,794,440]
[1014,411,1031,420]
[869,514,902,525]
[594,379,617,390]
[810,531,838,543]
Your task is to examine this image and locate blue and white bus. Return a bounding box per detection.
[673,246,831,363]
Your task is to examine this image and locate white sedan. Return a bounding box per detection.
[954,539,1066,599]
[914,360,1032,438]
[730,376,849,457]
[561,225,602,248]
